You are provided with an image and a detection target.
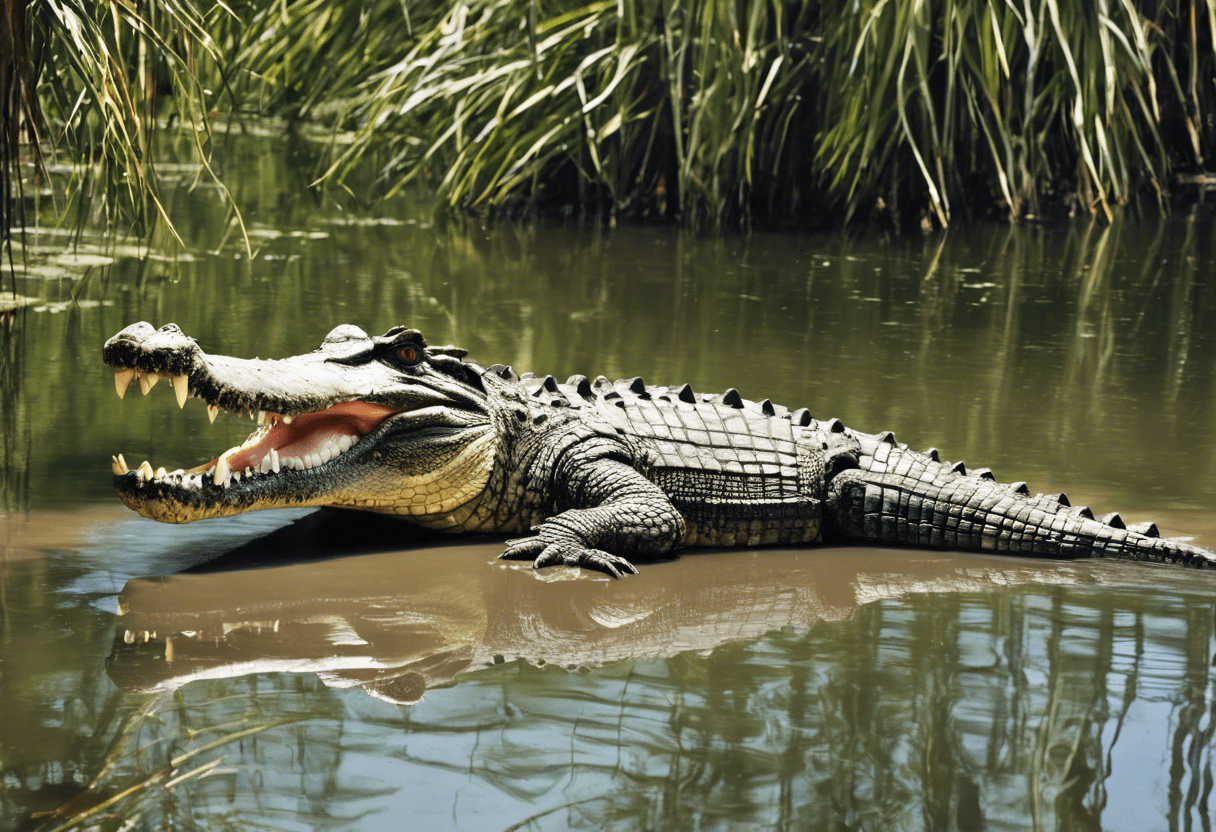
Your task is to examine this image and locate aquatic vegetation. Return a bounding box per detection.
[3,0,1215,240]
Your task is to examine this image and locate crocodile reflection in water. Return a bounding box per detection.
[108,512,1111,705]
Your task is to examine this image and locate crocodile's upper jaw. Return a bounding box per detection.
[103,322,496,523]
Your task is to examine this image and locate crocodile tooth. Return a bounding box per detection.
[137,460,154,480]
[232,470,241,482]
[214,455,230,487]
[138,372,159,395]
[760,399,776,417]
[115,369,136,399]
[111,456,124,476]
[270,449,280,472]
[207,404,219,424]
[676,383,696,404]
[722,388,744,408]
[117,453,129,474]
[172,374,188,408]
[283,415,293,424]
[249,411,255,421]
[257,410,268,426]
[155,467,167,479]
[244,466,254,478]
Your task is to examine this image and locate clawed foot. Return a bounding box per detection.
[500,536,639,578]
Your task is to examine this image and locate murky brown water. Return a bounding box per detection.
[2,141,1216,829]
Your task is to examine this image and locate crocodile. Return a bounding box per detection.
[102,322,1216,577]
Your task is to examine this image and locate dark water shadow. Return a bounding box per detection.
[179,507,456,573]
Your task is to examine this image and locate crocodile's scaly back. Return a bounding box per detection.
[504,370,842,547]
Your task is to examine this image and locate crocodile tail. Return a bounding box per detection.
[825,467,1216,568]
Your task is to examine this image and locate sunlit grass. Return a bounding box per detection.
[4,0,1215,239]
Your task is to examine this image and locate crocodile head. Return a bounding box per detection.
[102,323,497,524]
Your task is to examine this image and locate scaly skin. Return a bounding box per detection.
[102,322,1216,576]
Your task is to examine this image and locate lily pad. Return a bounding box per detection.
[50,253,116,269]
[32,299,114,313]
[319,217,408,227]
[0,294,39,312]
[13,264,85,280]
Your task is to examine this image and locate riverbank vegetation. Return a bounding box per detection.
[3,0,1215,240]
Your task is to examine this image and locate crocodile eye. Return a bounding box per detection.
[397,345,423,366]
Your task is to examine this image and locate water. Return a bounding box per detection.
[2,143,1216,830]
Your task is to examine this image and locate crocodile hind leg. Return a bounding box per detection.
[824,456,1216,567]
[499,458,687,577]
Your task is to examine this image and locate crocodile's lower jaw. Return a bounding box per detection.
[114,484,321,524]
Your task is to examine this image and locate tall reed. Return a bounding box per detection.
[5,0,1215,237]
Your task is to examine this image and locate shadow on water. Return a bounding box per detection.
[177,508,452,573]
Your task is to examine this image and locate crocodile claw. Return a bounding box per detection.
[500,537,638,578]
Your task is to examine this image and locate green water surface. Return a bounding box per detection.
[2,142,1216,831]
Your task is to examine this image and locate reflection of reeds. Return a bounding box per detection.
[35,689,310,832]
[0,314,29,512]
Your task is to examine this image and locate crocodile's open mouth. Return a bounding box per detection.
[107,367,420,519]
[109,371,401,489]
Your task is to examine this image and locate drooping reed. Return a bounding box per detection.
[5,0,1215,237]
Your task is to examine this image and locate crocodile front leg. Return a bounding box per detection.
[499,459,686,578]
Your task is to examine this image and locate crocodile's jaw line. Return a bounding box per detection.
[110,403,496,523]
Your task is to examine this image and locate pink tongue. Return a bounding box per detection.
[226,401,399,471]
